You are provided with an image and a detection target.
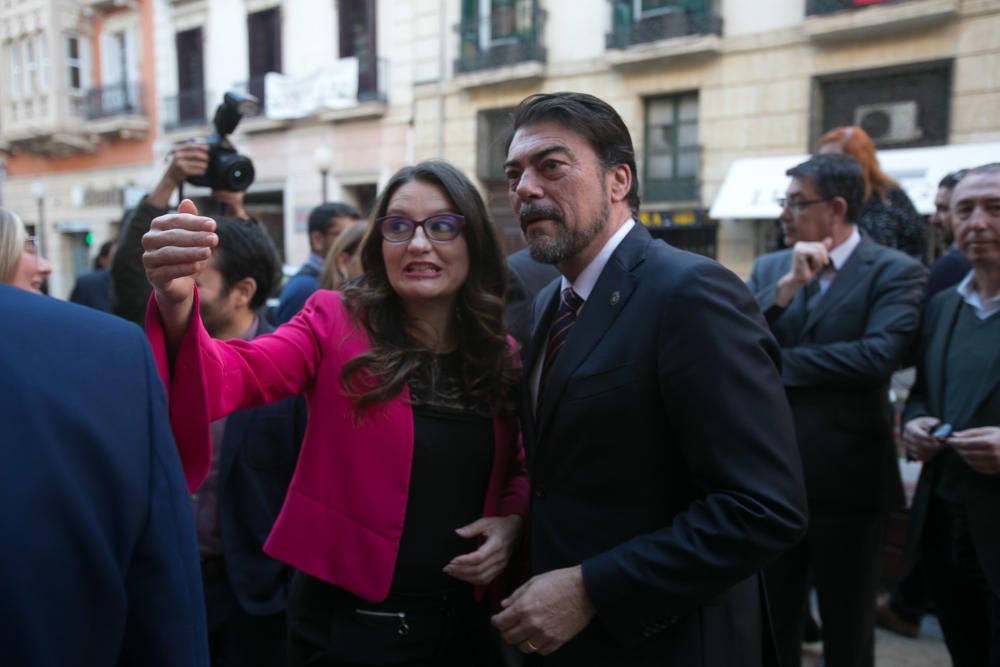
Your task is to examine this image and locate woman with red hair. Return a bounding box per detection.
[818,126,925,259]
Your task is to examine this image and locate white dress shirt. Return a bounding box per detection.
[956,271,1000,321]
[530,219,636,407]
[817,225,862,297]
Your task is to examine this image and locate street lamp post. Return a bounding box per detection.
[313,146,333,203]
[30,180,47,256]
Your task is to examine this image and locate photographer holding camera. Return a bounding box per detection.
[111,143,249,326]
[113,92,257,326]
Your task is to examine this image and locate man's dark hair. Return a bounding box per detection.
[213,217,282,311]
[308,202,361,236]
[964,162,1000,178]
[939,169,967,190]
[93,240,114,271]
[507,92,641,212]
[787,153,866,223]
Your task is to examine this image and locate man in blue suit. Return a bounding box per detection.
[0,284,208,666]
[492,92,808,666]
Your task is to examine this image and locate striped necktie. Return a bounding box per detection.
[538,287,585,404]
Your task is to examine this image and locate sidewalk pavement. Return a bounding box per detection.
[803,624,949,667]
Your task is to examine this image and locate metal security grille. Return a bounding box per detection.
[812,60,953,150]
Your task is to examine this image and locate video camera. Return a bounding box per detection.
[187,91,258,192]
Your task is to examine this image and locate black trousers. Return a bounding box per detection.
[764,508,885,667]
[921,498,1000,667]
[203,564,288,667]
[888,561,929,624]
[286,572,488,667]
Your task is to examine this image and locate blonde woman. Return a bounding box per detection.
[318,220,366,291]
[0,208,52,294]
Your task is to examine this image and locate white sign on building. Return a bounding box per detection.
[265,58,360,120]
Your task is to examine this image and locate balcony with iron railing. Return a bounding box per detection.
[86,82,143,119]
[162,88,210,132]
[803,0,959,42]
[605,0,722,69]
[84,81,150,138]
[454,1,546,88]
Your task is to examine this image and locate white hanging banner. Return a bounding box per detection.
[264,58,359,120]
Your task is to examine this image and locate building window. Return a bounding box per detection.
[480,0,533,45]
[247,7,281,108]
[173,28,206,127]
[66,35,84,92]
[645,93,700,202]
[457,0,544,74]
[23,36,34,96]
[9,41,20,99]
[812,60,952,150]
[636,0,677,18]
[608,0,720,49]
[37,34,47,92]
[338,0,377,99]
[100,31,129,85]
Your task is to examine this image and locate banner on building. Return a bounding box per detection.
[265,58,359,120]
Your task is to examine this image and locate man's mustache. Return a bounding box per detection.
[519,204,565,228]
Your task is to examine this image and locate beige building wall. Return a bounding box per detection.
[1,0,157,298]
[413,0,1000,276]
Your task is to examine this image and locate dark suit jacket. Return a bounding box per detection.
[505,247,560,351]
[273,265,320,326]
[218,317,306,615]
[112,196,165,326]
[0,285,207,666]
[747,236,926,511]
[69,267,112,312]
[924,246,970,304]
[521,224,808,666]
[903,288,1000,592]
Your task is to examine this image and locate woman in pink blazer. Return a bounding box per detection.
[143,161,528,667]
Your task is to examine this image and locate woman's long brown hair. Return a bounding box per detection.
[339,160,519,418]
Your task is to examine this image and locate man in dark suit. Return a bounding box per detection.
[901,163,1000,667]
[190,217,305,666]
[747,154,926,667]
[112,142,254,327]
[925,170,972,301]
[0,285,208,666]
[491,92,808,666]
[877,168,971,638]
[70,239,115,312]
[505,246,559,351]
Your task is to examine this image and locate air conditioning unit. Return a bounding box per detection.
[853,101,922,145]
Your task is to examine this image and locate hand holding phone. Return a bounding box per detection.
[931,423,953,442]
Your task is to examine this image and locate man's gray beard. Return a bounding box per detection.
[526,198,610,265]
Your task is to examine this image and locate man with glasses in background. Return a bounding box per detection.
[747,153,926,667]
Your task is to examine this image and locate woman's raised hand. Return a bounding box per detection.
[142,198,218,306]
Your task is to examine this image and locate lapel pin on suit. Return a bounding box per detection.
[610,291,620,307]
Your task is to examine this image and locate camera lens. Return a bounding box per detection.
[216,152,256,192]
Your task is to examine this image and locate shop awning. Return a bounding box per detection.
[709,142,1000,220]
